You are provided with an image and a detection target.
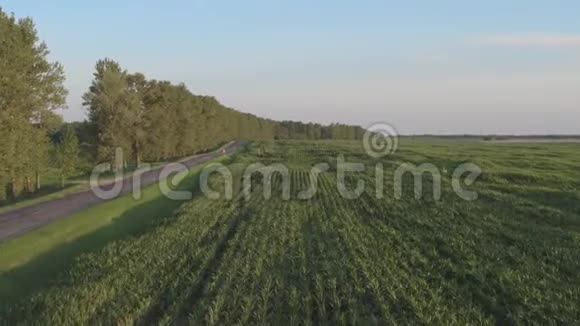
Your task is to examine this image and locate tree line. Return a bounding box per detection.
[0,8,364,201]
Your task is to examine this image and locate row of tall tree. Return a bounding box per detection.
[82,59,366,170]
[82,59,278,168]
[0,7,364,201]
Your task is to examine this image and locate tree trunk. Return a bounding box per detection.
[0,187,6,201]
[35,171,41,192]
[24,176,31,194]
[10,176,21,199]
[61,175,65,188]
[133,141,141,167]
[0,178,6,201]
[111,155,117,173]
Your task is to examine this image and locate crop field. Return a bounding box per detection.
[1,140,579,325]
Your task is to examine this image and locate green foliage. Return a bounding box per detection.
[82,59,132,170]
[2,140,578,325]
[0,8,67,200]
[53,125,80,187]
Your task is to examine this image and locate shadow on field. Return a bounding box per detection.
[0,170,204,303]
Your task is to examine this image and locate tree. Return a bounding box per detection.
[126,73,147,166]
[54,125,80,188]
[83,59,132,171]
[0,8,67,199]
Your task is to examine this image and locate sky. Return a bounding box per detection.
[2,0,580,134]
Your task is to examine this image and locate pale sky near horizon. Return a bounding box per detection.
[3,1,580,134]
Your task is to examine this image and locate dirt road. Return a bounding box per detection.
[0,141,246,241]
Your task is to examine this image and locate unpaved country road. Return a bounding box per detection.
[0,141,247,241]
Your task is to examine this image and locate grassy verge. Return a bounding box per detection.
[0,155,229,301]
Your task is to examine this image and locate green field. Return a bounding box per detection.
[1,140,579,325]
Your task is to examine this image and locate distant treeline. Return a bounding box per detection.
[409,135,580,140]
[0,8,363,201]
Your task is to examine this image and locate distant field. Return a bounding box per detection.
[405,135,580,144]
[1,140,579,325]
[487,138,580,143]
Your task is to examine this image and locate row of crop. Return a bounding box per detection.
[327,166,580,325]
[176,170,367,324]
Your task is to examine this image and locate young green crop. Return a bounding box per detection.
[1,140,579,325]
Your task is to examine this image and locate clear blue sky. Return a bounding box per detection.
[3,0,580,134]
